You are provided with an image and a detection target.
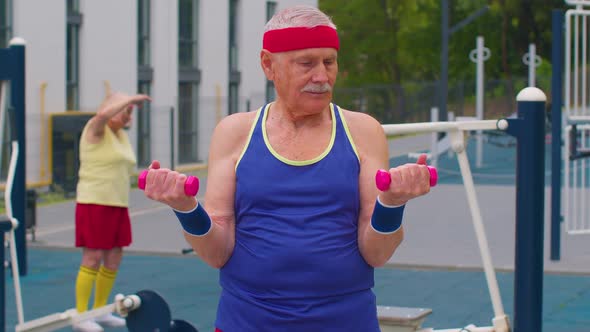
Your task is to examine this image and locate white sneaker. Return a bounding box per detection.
[95,313,126,328]
[72,319,104,332]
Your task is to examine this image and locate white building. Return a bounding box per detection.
[0,0,317,191]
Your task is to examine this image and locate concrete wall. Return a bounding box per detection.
[79,0,137,111]
[9,0,318,186]
[12,0,66,185]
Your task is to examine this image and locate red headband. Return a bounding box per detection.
[263,26,339,53]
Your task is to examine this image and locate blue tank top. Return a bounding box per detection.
[215,103,378,331]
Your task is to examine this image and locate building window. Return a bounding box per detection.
[0,0,12,48]
[0,85,11,181]
[0,0,12,180]
[66,0,82,111]
[178,83,199,163]
[179,0,199,68]
[137,82,151,166]
[178,0,200,163]
[137,0,152,167]
[266,1,277,20]
[265,1,277,103]
[138,0,151,67]
[228,0,240,114]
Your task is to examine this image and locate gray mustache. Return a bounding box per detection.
[301,83,332,93]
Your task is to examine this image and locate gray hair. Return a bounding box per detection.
[264,5,336,32]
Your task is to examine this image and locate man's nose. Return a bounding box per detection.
[311,64,329,83]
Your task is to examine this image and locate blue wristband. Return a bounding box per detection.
[173,203,212,236]
[370,197,405,234]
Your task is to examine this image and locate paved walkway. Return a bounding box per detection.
[29,184,590,274]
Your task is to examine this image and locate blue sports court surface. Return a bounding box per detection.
[5,247,590,331]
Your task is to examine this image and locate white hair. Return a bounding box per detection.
[264,5,336,32]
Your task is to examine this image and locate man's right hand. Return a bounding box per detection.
[377,154,433,206]
[141,160,198,212]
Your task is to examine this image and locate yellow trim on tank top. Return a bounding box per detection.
[262,103,336,166]
[338,107,360,162]
[235,106,263,171]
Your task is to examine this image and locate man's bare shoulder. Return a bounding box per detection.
[339,108,384,138]
[211,111,260,154]
[337,108,387,163]
[217,111,258,134]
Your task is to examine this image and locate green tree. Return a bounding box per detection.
[321,0,570,85]
[320,0,441,121]
[321,0,440,86]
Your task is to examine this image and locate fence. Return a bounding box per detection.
[334,76,552,125]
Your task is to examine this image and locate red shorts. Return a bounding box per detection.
[75,203,132,249]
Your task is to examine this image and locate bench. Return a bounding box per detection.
[377,305,433,332]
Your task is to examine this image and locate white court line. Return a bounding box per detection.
[33,205,171,237]
[129,204,170,217]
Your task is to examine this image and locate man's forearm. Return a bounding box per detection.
[359,223,403,267]
[182,216,235,269]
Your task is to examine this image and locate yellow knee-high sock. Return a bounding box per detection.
[92,265,118,309]
[75,266,98,313]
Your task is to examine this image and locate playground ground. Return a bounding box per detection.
[4,132,590,332]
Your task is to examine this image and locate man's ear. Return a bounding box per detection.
[260,49,275,81]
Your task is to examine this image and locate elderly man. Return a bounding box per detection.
[143,5,431,331]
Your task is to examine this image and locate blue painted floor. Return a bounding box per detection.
[4,248,590,332]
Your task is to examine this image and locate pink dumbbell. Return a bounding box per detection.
[375,166,438,192]
[138,170,200,196]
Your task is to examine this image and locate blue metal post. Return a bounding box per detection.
[0,40,27,276]
[550,10,564,261]
[9,40,27,276]
[506,87,546,332]
[0,218,12,332]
